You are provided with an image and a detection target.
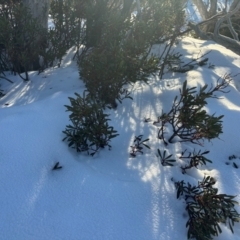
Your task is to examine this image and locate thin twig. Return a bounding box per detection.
[182,50,212,67]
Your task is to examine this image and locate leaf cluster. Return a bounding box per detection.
[226,154,240,169]
[168,51,211,73]
[157,75,232,145]
[62,91,119,156]
[79,44,136,108]
[156,149,176,166]
[175,176,240,240]
[180,149,212,173]
[130,135,150,157]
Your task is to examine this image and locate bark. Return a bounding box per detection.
[213,1,240,45]
[208,0,218,18]
[229,0,239,11]
[20,0,50,73]
[192,0,219,32]
[188,2,240,54]
[191,0,209,20]
[22,0,50,29]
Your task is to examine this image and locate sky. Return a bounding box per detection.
[0,35,240,240]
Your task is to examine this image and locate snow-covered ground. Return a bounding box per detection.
[0,37,240,240]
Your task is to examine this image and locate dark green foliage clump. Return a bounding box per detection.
[78,12,159,108]
[130,135,150,157]
[78,0,187,107]
[180,149,212,173]
[0,0,82,80]
[0,2,48,80]
[166,51,211,73]
[63,91,119,156]
[47,0,85,67]
[175,176,240,240]
[79,45,157,108]
[156,75,232,145]
[156,149,176,166]
[226,154,240,169]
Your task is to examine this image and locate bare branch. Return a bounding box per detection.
[214,2,240,37]
[191,0,209,20]
[226,16,239,41]
[0,75,13,83]
[187,3,240,54]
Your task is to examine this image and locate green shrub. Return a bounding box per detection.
[46,0,85,66]
[156,149,176,166]
[180,149,212,173]
[63,91,119,156]
[129,135,150,157]
[78,0,187,107]
[0,0,83,79]
[0,2,47,80]
[79,41,158,108]
[156,75,232,145]
[175,176,240,240]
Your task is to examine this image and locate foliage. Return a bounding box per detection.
[0,2,48,80]
[78,11,159,108]
[180,149,212,173]
[79,46,157,108]
[175,176,240,240]
[130,135,150,157]
[156,149,176,166]
[62,91,119,156]
[0,0,81,79]
[78,0,187,107]
[166,51,211,73]
[156,74,232,145]
[226,154,240,169]
[52,162,62,171]
[47,0,85,66]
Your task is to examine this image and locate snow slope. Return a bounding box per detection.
[0,37,240,240]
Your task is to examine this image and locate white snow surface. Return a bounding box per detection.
[0,37,240,240]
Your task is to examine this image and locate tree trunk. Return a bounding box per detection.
[191,0,208,20]
[230,0,239,11]
[22,0,50,29]
[21,0,50,72]
[188,2,240,55]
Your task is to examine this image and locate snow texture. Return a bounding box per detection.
[0,37,240,240]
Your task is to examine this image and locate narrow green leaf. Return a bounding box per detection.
[142,143,151,149]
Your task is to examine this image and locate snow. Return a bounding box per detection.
[0,37,240,240]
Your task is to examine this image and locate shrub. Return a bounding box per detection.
[78,0,187,107]
[0,0,83,79]
[46,0,85,66]
[79,43,158,108]
[129,135,150,157]
[180,149,212,174]
[175,176,240,240]
[79,9,159,108]
[156,149,176,166]
[156,74,232,145]
[62,91,119,156]
[0,2,48,80]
